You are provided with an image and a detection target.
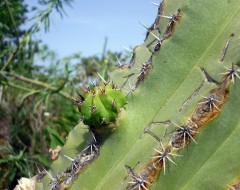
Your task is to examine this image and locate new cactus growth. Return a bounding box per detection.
[75,82,126,128]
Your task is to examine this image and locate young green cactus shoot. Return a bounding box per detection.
[75,82,127,128]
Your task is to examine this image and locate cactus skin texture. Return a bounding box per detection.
[16,0,240,189]
[76,83,126,128]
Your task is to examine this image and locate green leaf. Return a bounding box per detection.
[46,127,65,147]
[37,154,51,168]
[20,90,41,105]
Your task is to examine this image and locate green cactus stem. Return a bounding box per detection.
[75,82,126,129]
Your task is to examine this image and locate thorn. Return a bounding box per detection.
[91,105,97,113]
[224,63,240,83]
[124,78,135,96]
[138,21,161,42]
[125,164,149,190]
[100,118,106,125]
[172,122,198,146]
[171,121,182,129]
[91,131,97,143]
[199,94,220,111]
[151,1,159,7]
[168,152,182,157]
[149,30,161,42]
[76,91,85,101]
[158,15,173,19]
[90,81,97,87]
[111,99,117,107]
[99,86,105,94]
[97,72,107,83]
[35,163,41,174]
[227,184,236,190]
[121,46,133,53]
[79,116,84,124]
[188,132,198,144]
[43,168,54,180]
[60,153,74,161]
[138,21,149,30]
[153,146,179,175]
[85,86,91,93]
[115,55,122,66]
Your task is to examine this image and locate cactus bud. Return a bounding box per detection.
[76,83,126,128]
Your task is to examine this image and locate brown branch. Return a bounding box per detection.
[1,48,18,71]
[2,71,73,101]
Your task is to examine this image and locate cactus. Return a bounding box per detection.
[75,82,126,129]
[30,0,240,189]
[33,82,127,189]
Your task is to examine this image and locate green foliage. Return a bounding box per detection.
[0,0,78,189]
[0,1,130,189]
[0,145,33,190]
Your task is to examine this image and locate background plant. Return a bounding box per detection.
[0,1,130,189]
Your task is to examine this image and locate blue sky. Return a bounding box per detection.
[27,0,159,58]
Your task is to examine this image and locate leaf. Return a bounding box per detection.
[46,127,65,147]
[37,154,51,168]
[20,90,41,105]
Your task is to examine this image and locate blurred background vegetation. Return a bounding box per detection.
[0,0,131,189]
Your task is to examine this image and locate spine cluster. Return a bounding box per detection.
[38,82,127,189]
[125,52,239,190]
[75,82,127,128]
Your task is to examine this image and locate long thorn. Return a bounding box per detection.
[158,15,172,19]
[149,31,161,41]
[97,72,107,83]
[166,156,177,166]
[138,21,149,30]
[115,55,122,66]
[163,157,166,175]
[122,46,133,53]
[61,153,74,161]
[43,168,53,179]
[151,2,159,7]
